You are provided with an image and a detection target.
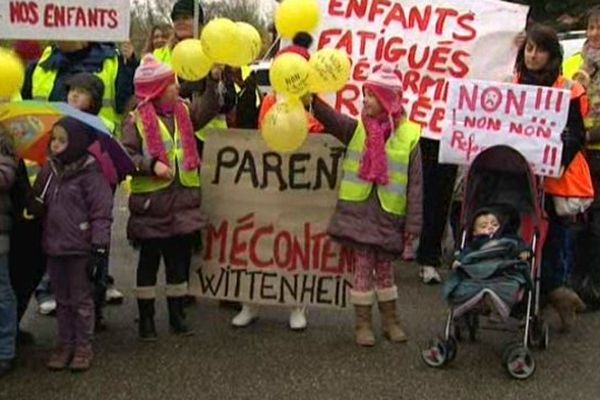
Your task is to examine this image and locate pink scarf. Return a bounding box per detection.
[359,110,400,185]
[137,99,200,171]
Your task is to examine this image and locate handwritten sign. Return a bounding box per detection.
[313,0,529,139]
[0,0,130,42]
[188,130,354,308]
[439,79,571,177]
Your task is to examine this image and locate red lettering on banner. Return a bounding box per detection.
[328,0,345,16]
[434,8,459,35]
[249,225,274,268]
[455,13,477,41]
[107,9,118,28]
[204,221,228,263]
[230,214,254,267]
[336,84,361,116]
[9,1,39,25]
[274,231,292,269]
[368,0,392,22]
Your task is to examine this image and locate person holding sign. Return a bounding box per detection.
[564,6,600,311]
[122,56,221,341]
[312,69,423,346]
[515,25,588,331]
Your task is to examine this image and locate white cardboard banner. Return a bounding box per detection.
[439,79,570,177]
[189,130,354,308]
[313,0,529,139]
[0,0,130,42]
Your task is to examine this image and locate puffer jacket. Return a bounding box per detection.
[30,156,113,256]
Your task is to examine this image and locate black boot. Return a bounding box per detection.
[167,297,193,336]
[137,299,157,341]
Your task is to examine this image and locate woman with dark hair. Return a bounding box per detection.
[564,6,600,310]
[515,24,587,331]
[143,24,174,56]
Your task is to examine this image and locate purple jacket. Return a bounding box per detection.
[31,155,113,257]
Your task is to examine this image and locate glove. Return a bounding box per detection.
[87,245,108,280]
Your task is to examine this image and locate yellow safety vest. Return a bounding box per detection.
[130,110,201,194]
[31,46,120,129]
[339,120,421,216]
[153,46,172,66]
[196,115,228,141]
[563,53,600,150]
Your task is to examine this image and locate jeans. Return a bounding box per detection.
[541,216,569,295]
[35,272,54,304]
[0,255,16,360]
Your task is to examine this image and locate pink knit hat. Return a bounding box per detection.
[363,68,403,115]
[134,55,176,102]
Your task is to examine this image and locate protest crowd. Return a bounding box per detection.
[0,0,600,382]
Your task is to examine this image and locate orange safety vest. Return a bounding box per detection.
[258,94,325,134]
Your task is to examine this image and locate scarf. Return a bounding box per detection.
[137,98,200,171]
[583,41,600,123]
[358,110,400,186]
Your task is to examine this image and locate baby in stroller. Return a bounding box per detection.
[444,207,531,321]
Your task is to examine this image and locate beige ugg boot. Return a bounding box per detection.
[354,305,376,347]
[378,301,408,343]
[549,287,586,332]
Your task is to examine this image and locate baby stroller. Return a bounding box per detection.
[421,146,549,380]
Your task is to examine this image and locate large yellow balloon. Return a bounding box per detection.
[275,0,320,39]
[309,48,351,93]
[269,53,311,98]
[261,98,308,153]
[0,48,24,99]
[234,22,262,66]
[171,39,212,81]
[201,18,242,65]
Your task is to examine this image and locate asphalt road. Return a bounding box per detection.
[2,194,600,400]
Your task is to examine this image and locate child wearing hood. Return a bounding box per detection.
[29,117,113,371]
[312,69,423,346]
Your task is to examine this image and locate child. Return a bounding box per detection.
[65,73,124,331]
[0,124,17,377]
[30,117,113,371]
[444,208,531,321]
[122,55,220,341]
[312,69,423,346]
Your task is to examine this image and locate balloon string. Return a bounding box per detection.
[262,35,281,61]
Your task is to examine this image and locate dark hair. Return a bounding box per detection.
[587,5,600,27]
[292,32,313,49]
[515,24,562,87]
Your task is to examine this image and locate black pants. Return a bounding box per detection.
[9,219,46,323]
[417,138,458,267]
[137,235,193,296]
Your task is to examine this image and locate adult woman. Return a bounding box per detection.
[563,6,600,310]
[516,24,587,330]
[143,24,173,56]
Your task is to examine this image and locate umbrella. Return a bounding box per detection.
[0,100,135,180]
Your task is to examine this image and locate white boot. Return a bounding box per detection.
[289,306,308,331]
[232,304,259,328]
[419,266,442,284]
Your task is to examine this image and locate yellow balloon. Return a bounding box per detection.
[171,39,213,81]
[269,53,311,98]
[309,48,351,93]
[275,0,320,39]
[261,98,308,153]
[234,22,262,66]
[0,48,24,99]
[201,18,241,65]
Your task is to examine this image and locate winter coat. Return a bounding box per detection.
[30,156,113,257]
[121,77,221,241]
[0,150,16,255]
[312,97,423,258]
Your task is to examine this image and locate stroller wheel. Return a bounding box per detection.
[528,320,550,350]
[421,338,450,368]
[466,313,479,342]
[446,336,458,363]
[540,322,550,350]
[504,346,536,380]
[502,341,522,365]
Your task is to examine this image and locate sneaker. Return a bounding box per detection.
[232,304,259,328]
[106,287,124,305]
[289,306,308,331]
[419,266,442,284]
[39,299,57,316]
